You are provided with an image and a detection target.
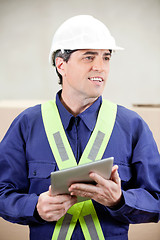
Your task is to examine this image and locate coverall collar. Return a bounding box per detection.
[56,90,102,131]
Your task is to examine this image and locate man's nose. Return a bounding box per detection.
[91,58,105,72]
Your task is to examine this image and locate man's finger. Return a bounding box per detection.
[48,185,53,196]
[89,172,107,186]
[110,168,120,184]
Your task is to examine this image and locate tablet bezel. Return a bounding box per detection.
[51,157,114,200]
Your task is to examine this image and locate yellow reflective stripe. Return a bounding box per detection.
[53,132,69,162]
[79,200,105,240]
[83,214,99,239]
[52,200,105,240]
[52,202,84,240]
[84,214,100,239]
[51,214,65,240]
[57,213,72,240]
[42,99,117,168]
[79,99,117,166]
[66,202,84,239]
[41,99,117,240]
[88,131,105,161]
[41,100,77,170]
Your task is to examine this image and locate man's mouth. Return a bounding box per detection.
[88,77,103,82]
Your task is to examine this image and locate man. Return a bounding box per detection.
[0,15,159,240]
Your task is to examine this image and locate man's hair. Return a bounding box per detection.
[52,50,78,85]
[52,49,112,85]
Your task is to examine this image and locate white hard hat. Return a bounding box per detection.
[49,15,123,64]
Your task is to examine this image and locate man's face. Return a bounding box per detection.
[60,49,111,100]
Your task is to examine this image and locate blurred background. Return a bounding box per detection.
[0,0,160,107]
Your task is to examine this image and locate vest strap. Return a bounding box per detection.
[41,99,117,240]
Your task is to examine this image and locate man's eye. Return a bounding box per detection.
[104,57,110,61]
[84,56,94,61]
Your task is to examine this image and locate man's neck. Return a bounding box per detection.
[60,92,98,117]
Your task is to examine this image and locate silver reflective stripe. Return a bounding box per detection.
[84,214,99,240]
[88,131,105,161]
[57,213,73,240]
[53,132,69,161]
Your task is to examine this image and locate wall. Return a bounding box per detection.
[0,0,160,106]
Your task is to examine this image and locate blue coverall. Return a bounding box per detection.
[0,91,160,240]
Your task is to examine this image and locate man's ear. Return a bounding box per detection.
[55,57,66,76]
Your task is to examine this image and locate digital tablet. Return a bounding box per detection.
[51,157,113,201]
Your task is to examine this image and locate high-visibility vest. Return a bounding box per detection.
[41,99,117,240]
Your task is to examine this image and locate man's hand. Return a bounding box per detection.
[36,186,77,222]
[68,165,122,207]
